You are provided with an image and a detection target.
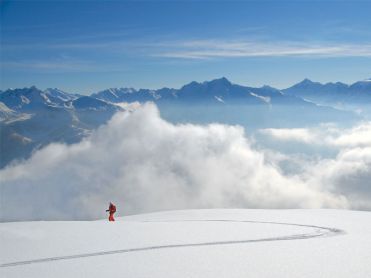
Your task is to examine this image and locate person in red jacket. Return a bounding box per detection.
[106,202,116,221]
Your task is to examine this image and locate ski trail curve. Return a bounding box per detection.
[0,219,344,268]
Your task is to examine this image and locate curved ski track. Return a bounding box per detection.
[0,219,344,268]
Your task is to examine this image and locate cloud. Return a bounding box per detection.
[1,59,127,74]
[260,122,371,147]
[332,123,371,147]
[1,61,95,72]
[259,128,317,144]
[4,38,371,60]
[1,103,356,222]
[152,39,371,59]
[258,123,371,211]
[303,147,371,210]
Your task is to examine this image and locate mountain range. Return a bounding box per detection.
[0,86,123,168]
[1,77,370,168]
[282,78,371,114]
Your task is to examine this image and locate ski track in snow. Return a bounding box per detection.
[0,219,344,268]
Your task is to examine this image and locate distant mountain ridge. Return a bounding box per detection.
[0,86,123,168]
[90,77,370,126]
[90,77,371,107]
[91,77,287,105]
[0,77,369,168]
[282,78,371,113]
[2,77,370,109]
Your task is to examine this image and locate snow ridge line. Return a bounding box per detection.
[0,219,344,268]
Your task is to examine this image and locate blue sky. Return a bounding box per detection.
[1,0,371,93]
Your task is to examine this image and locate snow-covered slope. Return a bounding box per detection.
[43,88,78,106]
[0,102,17,121]
[1,209,370,278]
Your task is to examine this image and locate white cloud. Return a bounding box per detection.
[152,39,371,59]
[332,123,371,147]
[260,122,371,148]
[303,147,371,210]
[1,60,126,74]
[1,103,354,221]
[259,128,316,144]
[259,123,371,211]
[5,38,371,60]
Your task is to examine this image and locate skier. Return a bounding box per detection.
[106,202,116,221]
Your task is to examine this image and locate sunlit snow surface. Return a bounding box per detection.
[1,209,371,278]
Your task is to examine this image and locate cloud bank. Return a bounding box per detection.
[2,104,371,221]
[259,124,371,210]
[260,123,371,147]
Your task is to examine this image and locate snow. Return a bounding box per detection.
[214,96,225,103]
[1,111,32,124]
[250,92,271,103]
[20,95,30,105]
[0,102,16,121]
[1,209,370,278]
[108,88,119,98]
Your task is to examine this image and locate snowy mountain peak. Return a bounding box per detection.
[207,77,232,86]
[302,78,312,83]
[298,78,318,86]
[180,81,201,91]
[43,88,76,104]
[71,96,123,112]
[286,79,324,91]
[261,85,280,91]
[44,88,67,94]
[92,88,139,102]
[0,86,49,110]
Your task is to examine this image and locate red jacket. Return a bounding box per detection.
[109,203,116,213]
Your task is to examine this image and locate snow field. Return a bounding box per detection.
[1,209,370,278]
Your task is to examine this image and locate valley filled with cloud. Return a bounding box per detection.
[2,103,371,221]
